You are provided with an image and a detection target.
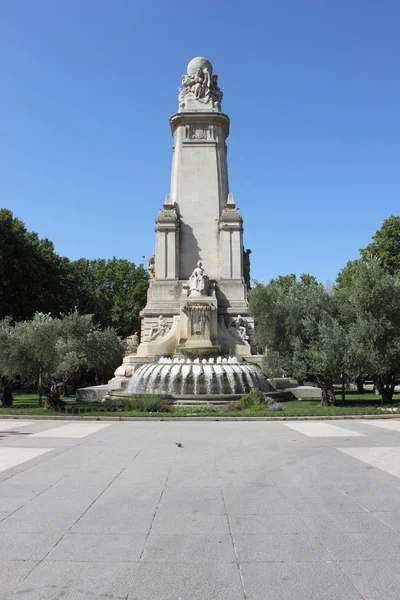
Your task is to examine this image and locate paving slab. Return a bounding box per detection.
[1,418,400,598]
[241,562,363,600]
[128,562,244,600]
[9,561,138,600]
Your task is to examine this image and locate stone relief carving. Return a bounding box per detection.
[188,261,210,296]
[148,255,155,280]
[183,302,215,340]
[125,332,139,355]
[179,66,223,111]
[228,314,249,341]
[147,315,170,342]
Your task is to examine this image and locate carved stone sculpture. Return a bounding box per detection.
[179,57,223,111]
[243,248,252,290]
[228,314,249,341]
[188,261,210,296]
[147,315,169,342]
[125,332,139,355]
[148,255,155,280]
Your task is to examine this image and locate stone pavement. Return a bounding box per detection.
[1,419,400,598]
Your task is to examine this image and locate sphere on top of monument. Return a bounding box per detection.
[187,57,213,76]
[179,57,222,113]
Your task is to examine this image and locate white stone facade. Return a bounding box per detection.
[112,57,257,384]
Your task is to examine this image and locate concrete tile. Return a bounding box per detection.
[289,494,364,514]
[229,514,310,535]
[142,533,235,562]
[340,561,400,600]
[318,530,400,560]
[234,533,331,562]
[0,532,62,560]
[151,512,230,534]
[158,486,226,514]
[0,447,53,473]
[9,560,138,600]
[0,420,33,431]
[128,562,243,599]
[0,509,78,533]
[349,493,400,512]
[46,532,146,562]
[222,486,290,515]
[285,422,365,437]
[30,422,111,438]
[241,562,363,599]
[372,511,400,532]
[72,505,155,534]
[339,446,400,480]
[21,486,103,514]
[0,561,38,600]
[300,511,392,534]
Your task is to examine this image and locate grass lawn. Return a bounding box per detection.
[1,392,400,418]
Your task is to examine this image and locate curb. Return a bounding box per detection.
[0,414,399,422]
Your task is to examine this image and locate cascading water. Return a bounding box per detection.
[125,356,274,396]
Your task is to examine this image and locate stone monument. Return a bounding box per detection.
[110,57,267,396]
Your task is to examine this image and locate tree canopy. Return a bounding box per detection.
[68,258,148,338]
[0,209,72,320]
[250,275,345,405]
[337,215,400,287]
[0,209,148,337]
[0,312,125,404]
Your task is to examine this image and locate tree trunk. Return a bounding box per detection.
[319,381,336,406]
[356,376,365,394]
[374,375,395,404]
[0,378,13,407]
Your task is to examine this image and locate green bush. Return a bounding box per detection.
[237,388,265,409]
[119,395,172,413]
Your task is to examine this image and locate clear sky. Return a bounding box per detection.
[1,0,399,285]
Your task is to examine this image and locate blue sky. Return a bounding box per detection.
[1,0,399,285]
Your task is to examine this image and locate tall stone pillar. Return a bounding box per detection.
[129,57,254,361]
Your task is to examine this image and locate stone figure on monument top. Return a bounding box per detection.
[188,261,210,296]
[179,57,223,111]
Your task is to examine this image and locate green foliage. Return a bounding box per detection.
[0,210,148,339]
[69,258,148,338]
[119,395,172,413]
[0,209,72,321]
[250,275,344,405]
[0,312,124,402]
[361,215,400,275]
[337,259,400,402]
[237,388,265,409]
[337,216,400,289]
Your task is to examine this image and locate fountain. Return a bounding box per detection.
[124,356,274,397]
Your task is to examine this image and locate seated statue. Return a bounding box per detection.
[125,332,139,355]
[147,315,169,342]
[228,314,249,341]
[188,261,209,296]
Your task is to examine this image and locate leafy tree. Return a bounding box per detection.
[337,216,400,289]
[0,209,72,321]
[69,258,148,338]
[361,216,400,275]
[250,275,345,405]
[0,312,124,407]
[337,259,400,403]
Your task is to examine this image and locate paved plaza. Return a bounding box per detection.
[1,419,400,598]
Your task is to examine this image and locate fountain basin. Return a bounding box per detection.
[125,357,274,396]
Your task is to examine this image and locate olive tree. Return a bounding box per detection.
[250,275,345,405]
[0,312,124,407]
